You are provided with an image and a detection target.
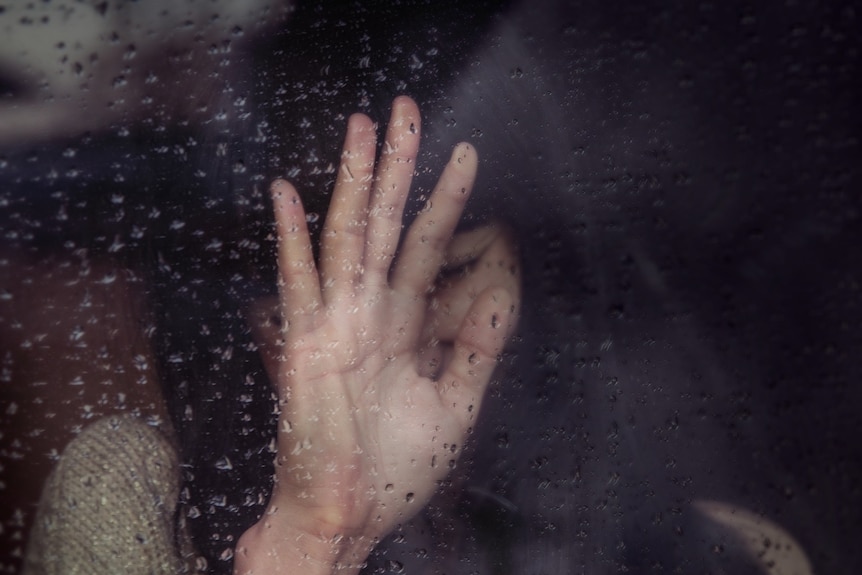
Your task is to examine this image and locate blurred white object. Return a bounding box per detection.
[0,0,290,145]
[694,500,814,575]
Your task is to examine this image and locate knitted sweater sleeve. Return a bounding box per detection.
[23,415,188,575]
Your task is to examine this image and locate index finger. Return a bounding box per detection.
[390,142,478,299]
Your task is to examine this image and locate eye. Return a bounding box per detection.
[435,259,477,286]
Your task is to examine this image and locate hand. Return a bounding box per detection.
[249,223,521,400]
[236,97,517,574]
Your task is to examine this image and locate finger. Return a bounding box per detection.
[271,179,322,334]
[436,286,515,432]
[363,96,422,286]
[319,113,377,299]
[391,142,478,299]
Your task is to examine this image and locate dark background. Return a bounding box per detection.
[1,1,859,573]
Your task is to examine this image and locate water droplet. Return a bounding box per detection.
[405,492,415,503]
[215,456,233,471]
[385,483,394,492]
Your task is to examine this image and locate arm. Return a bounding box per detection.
[235,96,517,574]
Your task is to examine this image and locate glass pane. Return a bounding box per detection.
[1,1,858,573]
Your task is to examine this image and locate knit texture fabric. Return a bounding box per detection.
[23,415,187,575]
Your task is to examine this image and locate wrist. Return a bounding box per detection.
[234,510,376,575]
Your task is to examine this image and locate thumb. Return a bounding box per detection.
[435,286,514,433]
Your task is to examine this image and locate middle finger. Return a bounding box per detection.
[361,96,422,288]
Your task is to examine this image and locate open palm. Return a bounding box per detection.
[239,97,516,573]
